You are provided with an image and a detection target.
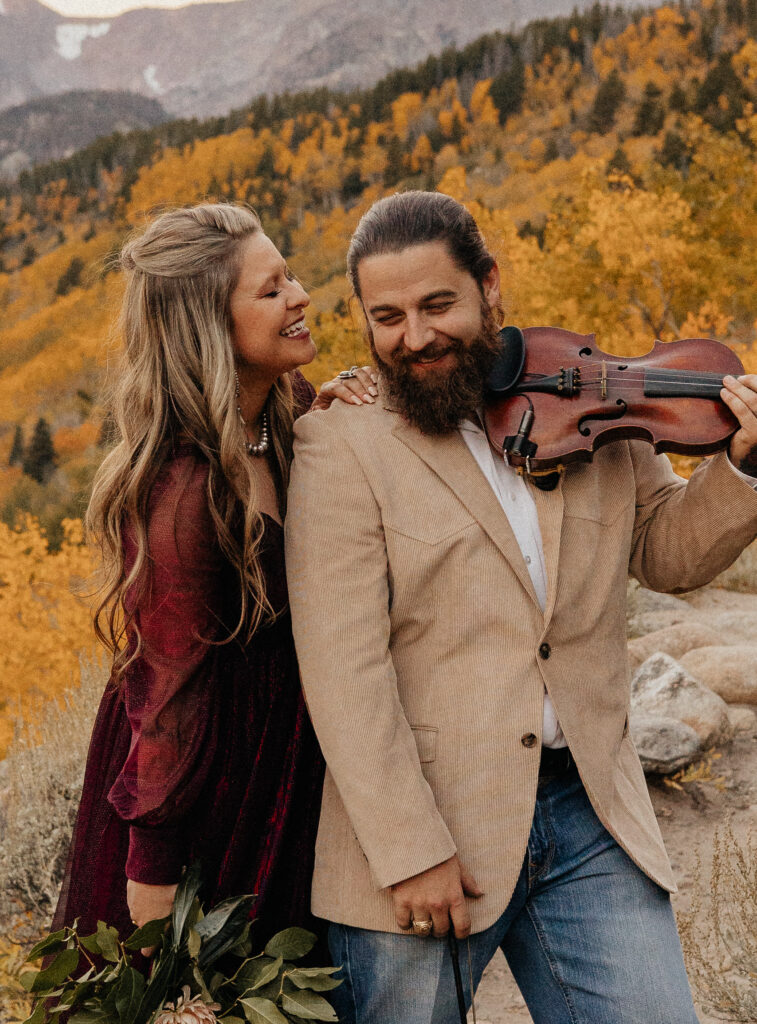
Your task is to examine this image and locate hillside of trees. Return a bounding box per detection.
[0,0,756,751]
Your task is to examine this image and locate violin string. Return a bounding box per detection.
[577,371,727,381]
[563,373,728,388]
[520,369,732,390]
[578,379,727,389]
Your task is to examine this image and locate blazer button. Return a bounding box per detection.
[521,733,538,748]
[539,642,551,659]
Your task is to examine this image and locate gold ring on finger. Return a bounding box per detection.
[410,917,433,937]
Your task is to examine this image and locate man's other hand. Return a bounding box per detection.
[391,854,484,939]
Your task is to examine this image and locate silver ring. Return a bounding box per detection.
[338,368,358,379]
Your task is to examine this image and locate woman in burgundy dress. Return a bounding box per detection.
[52,203,375,950]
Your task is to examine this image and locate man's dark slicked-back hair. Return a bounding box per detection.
[347,190,497,299]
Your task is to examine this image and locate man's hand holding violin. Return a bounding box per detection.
[722,374,757,477]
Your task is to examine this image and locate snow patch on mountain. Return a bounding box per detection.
[56,22,111,61]
[143,65,164,95]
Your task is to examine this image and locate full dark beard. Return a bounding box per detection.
[373,303,502,435]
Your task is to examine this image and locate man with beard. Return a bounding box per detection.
[285,190,757,1024]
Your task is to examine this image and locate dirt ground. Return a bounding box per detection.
[471,722,757,1023]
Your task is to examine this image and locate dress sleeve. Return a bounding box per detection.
[107,455,227,885]
[290,369,316,416]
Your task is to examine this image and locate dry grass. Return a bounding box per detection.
[0,656,106,929]
[679,822,757,1022]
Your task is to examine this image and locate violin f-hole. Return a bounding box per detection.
[578,399,627,437]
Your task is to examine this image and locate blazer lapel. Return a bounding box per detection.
[391,418,541,607]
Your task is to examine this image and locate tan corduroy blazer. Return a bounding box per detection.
[285,391,757,935]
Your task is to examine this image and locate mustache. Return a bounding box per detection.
[395,340,464,366]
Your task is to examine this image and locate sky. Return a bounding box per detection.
[42,0,245,16]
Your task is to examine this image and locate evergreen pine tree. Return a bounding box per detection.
[489,55,526,125]
[22,418,57,484]
[669,83,688,113]
[8,425,24,467]
[632,82,666,137]
[588,69,627,133]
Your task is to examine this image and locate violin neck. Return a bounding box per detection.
[643,368,726,400]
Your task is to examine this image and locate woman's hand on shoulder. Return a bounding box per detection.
[310,365,377,411]
[126,878,178,955]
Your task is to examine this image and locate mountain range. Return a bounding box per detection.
[2,0,624,121]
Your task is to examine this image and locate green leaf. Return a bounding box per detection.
[209,970,227,995]
[29,949,80,992]
[95,921,120,963]
[171,862,204,946]
[197,899,256,970]
[228,921,253,957]
[78,932,101,955]
[123,917,169,952]
[264,928,316,962]
[188,927,202,960]
[20,1001,47,1024]
[135,946,177,1021]
[220,1018,245,1024]
[280,989,338,1021]
[285,967,342,992]
[192,963,213,1003]
[249,979,279,1001]
[239,997,288,1024]
[115,965,146,1024]
[68,1010,114,1023]
[235,956,283,994]
[27,929,68,962]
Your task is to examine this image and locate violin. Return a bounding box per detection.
[484,326,744,476]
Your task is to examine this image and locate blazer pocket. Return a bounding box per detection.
[411,725,438,763]
[384,517,477,546]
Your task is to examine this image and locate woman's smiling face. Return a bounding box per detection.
[229,232,315,380]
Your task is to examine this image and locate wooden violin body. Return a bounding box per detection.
[484,326,744,474]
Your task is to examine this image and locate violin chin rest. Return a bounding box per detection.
[487,325,526,395]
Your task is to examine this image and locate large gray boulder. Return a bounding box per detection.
[629,713,703,775]
[679,646,757,705]
[727,706,757,734]
[626,582,696,638]
[679,589,757,643]
[627,623,725,673]
[631,652,732,747]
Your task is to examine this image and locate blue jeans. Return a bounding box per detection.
[327,768,699,1023]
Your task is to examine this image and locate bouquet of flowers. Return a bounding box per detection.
[20,863,340,1023]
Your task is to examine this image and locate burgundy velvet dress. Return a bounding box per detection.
[53,382,325,951]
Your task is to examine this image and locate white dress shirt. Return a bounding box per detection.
[458,418,567,748]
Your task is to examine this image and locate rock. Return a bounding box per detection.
[626,582,696,638]
[685,611,757,645]
[679,646,757,705]
[727,706,757,734]
[630,713,703,775]
[627,623,725,673]
[631,652,732,747]
[680,589,757,641]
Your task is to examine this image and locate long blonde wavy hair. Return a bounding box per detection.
[88,203,297,673]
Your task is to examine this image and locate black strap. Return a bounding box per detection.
[448,929,468,1023]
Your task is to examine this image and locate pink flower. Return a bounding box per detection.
[153,986,221,1024]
